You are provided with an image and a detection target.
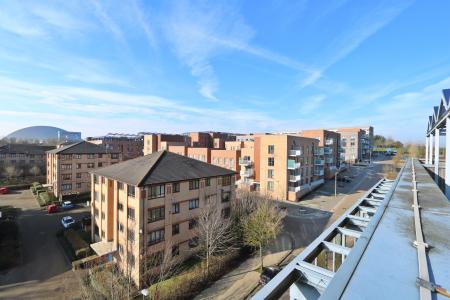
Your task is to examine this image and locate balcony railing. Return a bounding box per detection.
[326,157,334,164]
[325,139,334,145]
[288,149,302,156]
[314,148,324,156]
[287,160,301,170]
[315,159,325,165]
[240,168,254,177]
[324,147,332,155]
[314,169,324,176]
[239,158,252,166]
[289,175,301,182]
[288,186,301,193]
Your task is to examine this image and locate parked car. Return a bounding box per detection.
[47,204,59,214]
[62,201,74,209]
[61,216,75,228]
[260,266,281,285]
[337,176,351,183]
[0,187,9,194]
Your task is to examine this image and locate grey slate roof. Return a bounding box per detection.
[0,144,55,155]
[47,141,119,154]
[92,150,236,186]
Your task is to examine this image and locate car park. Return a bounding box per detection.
[62,201,74,209]
[47,204,59,214]
[260,266,281,285]
[61,216,75,228]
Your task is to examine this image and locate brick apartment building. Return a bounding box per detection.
[143,134,189,155]
[329,126,374,163]
[299,129,341,179]
[90,151,235,288]
[87,134,144,161]
[46,141,121,199]
[0,144,55,176]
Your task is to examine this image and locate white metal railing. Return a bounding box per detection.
[239,158,252,166]
[287,161,301,169]
[288,186,301,193]
[240,168,254,177]
[289,149,302,156]
[325,139,334,145]
[289,175,301,182]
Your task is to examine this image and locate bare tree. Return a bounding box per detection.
[4,165,21,179]
[241,197,285,271]
[195,197,235,277]
[29,165,41,178]
[143,241,181,300]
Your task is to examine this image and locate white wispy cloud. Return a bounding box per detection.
[300,95,326,114]
[89,0,127,47]
[300,0,414,87]
[130,0,157,49]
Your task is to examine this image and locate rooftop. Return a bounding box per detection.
[47,141,120,155]
[91,150,236,186]
[253,159,450,299]
[0,144,55,155]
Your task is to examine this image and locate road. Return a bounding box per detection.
[0,190,89,300]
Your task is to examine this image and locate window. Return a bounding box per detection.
[87,163,95,168]
[172,245,180,256]
[98,162,103,168]
[205,178,211,186]
[267,181,274,191]
[221,191,230,203]
[118,243,124,254]
[189,199,199,210]
[94,192,99,201]
[127,229,135,242]
[189,179,199,190]
[268,157,274,166]
[61,184,72,191]
[62,174,72,180]
[76,173,82,179]
[94,208,99,217]
[74,154,81,159]
[111,153,119,159]
[172,182,180,193]
[101,212,105,220]
[101,193,105,202]
[148,207,165,223]
[61,164,72,170]
[127,185,135,197]
[118,223,124,232]
[127,252,135,265]
[118,202,124,211]
[76,183,81,189]
[148,229,165,245]
[222,207,231,218]
[189,237,199,248]
[268,145,274,154]
[127,207,135,220]
[76,163,82,169]
[222,175,231,186]
[87,154,95,159]
[101,230,105,238]
[118,182,124,190]
[188,219,198,229]
[98,154,103,159]
[268,169,274,178]
[172,224,180,235]
[172,203,180,214]
[149,184,165,199]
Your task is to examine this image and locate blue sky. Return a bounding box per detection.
[0,0,449,142]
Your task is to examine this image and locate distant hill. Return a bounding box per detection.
[4,126,82,143]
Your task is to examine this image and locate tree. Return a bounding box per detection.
[195,197,235,277]
[241,198,285,271]
[29,165,41,177]
[4,165,22,179]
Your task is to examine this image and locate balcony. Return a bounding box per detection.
[239,158,252,166]
[325,139,334,145]
[314,169,324,176]
[287,160,301,170]
[314,159,325,165]
[288,148,302,157]
[288,186,301,193]
[314,148,324,156]
[324,147,332,155]
[289,175,301,182]
[240,168,254,177]
[326,157,334,164]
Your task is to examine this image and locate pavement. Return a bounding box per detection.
[197,158,394,300]
[0,190,89,300]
